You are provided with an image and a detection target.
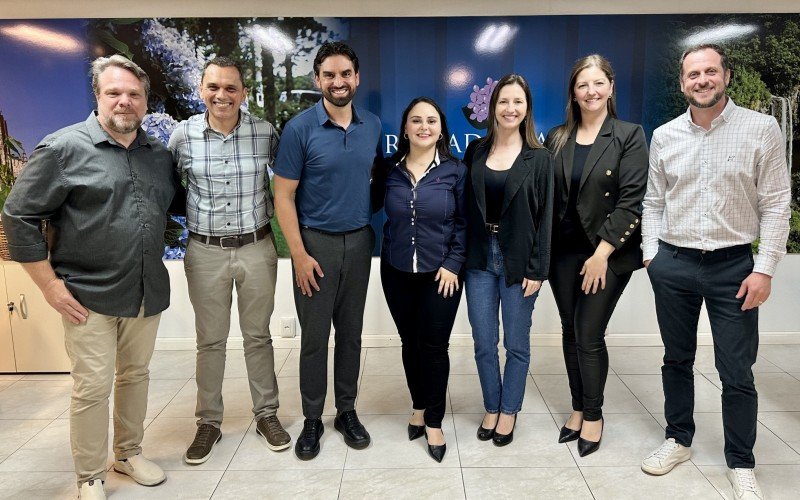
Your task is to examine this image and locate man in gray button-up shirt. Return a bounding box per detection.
[2,55,175,498]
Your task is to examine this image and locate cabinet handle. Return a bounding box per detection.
[19,294,28,319]
[7,302,13,313]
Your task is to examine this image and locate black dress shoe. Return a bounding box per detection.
[577,419,603,457]
[425,429,446,463]
[558,425,581,443]
[408,424,425,441]
[477,413,498,441]
[334,410,371,449]
[492,414,517,447]
[294,418,324,461]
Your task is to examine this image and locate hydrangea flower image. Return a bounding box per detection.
[141,19,208,114]
[141,112,179,147]
[462,77,498,129]
[163,215,188,260]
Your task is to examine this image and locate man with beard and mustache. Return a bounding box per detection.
[640,44,790,499]
[2,55,177,499]
[273,41,382,460]
[169,57,290,465]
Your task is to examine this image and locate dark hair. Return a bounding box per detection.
[313,41,359,76]
[550,54,617,154]
[202,56,245,87]
[680,43,730,77]
[480,74,543,150]
[391,97,452,163]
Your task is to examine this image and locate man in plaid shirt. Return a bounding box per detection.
[169,56,290,465]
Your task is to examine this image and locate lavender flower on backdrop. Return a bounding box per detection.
[463,77,498,129]
[141,19,209,115]
[142,112,179,146]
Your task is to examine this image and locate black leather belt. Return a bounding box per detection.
[485,223,500,234]
[189,225,271,248]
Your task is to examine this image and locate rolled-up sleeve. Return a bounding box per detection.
[1,143,69,262]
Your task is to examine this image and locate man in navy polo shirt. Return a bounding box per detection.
[273,41,382,460]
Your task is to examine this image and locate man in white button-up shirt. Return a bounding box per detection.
[640,44,790,499]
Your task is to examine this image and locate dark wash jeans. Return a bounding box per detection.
[648,240,759,469]
[380,260,461,428]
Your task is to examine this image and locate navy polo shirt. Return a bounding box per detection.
[274,99,382,232]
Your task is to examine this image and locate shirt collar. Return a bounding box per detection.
[397,150,441,168]
[314,98,364,126]
[684,96,737,130]
[86,112,150,148]
[203,109,246,134]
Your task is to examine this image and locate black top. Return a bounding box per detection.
[558,143,594,252]
[484,166,508,224]
[1,113,177,317]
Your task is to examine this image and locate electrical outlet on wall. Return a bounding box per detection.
[280,317,296,338]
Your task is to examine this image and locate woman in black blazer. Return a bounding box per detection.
[464,74,553,446]
[545,54,648,457]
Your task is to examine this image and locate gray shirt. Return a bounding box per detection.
[1,113,176,317]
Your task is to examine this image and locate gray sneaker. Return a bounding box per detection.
[184,424,222,465]
[256,415,291,451]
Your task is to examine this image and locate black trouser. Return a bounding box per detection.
[380,260,461,428]
[648,241,758,469]
[294,226,374,419]
[550,250,632,422]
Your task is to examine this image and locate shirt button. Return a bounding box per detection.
[620,237,625,242]
[227,222,231,226]
[226,181,230,185]
[224,160,229,164]
[625,231,631,236]
[144,249,150,254]
[629,224,635,229]
[143,223,148,229]
[227,202,231,206]
[604,192,610,197]
[606,170,612,176]
[634,219,639,223]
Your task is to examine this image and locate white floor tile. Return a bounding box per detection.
[536,373,648,414]
[214,469,342,499]
[580,464,720,499]
[462,467,592,499]
[105,469,224,499]
[341,468,464,499]
[448,373,548,413]
[0,380,72,419]
[0,471,76,499]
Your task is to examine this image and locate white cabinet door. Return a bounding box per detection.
[0,265,17,372]
[4,262,70,372]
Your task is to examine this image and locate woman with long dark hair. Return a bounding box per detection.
[463,74,553,446]
[545,54,648,456]
[376,97,467,462]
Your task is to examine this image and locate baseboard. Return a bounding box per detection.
[154,331,800,350]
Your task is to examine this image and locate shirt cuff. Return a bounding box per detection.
[441,257,463,275]
[753,254,777,277]
[8,242,49,263]
[642,242,659,262]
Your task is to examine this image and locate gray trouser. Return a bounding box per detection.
[63,306,160,486]
[185,236,279,427]
[294,225,374,419]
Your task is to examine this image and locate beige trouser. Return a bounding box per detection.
[63,306,160,486]
[184,236,279,427]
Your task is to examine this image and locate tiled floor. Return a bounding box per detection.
[2,345,800,499]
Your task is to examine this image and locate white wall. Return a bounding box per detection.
[156,254,800,350]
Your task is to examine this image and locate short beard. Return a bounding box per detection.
[686,88,725,109]
[105,114,142,134]
[323,88,354,108]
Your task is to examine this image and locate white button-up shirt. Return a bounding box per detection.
[642,98,791,276]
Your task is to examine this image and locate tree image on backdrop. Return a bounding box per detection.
[89,17,343,258]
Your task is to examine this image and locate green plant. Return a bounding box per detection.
[0,135,25,210]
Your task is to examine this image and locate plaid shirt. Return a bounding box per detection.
[169,111,279,236]
[642,98,791,276]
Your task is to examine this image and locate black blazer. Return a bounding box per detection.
[464,139,554,285]
[545,116,649,276]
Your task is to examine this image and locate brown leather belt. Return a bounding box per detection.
[189,225,271,248]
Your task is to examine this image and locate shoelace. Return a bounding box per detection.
[301,420,318,438]
[193,425,216,447]
[264,417,284,435]
[733,469,758,492]
[652,440,680,460]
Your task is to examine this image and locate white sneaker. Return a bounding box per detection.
[113,454,166,486]
[641,438,692,475]
[727,468,765,499]
[78,479,106,500]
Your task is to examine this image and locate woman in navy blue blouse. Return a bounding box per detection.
[376,97,467,463]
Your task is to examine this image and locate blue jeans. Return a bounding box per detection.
[466,235,538,414]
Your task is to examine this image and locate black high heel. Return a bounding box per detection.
[558,425,581,443]
[577,419,603,457]
[408,423,425,441]
[425,428,446,463]
[476,413,498,441]
[492,414,517,447]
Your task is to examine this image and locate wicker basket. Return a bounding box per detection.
[0,219,11,261]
